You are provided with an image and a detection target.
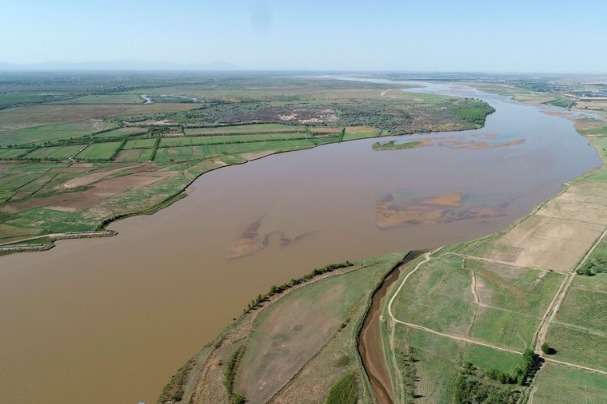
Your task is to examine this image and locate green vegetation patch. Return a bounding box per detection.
[0,121,117,147]
[5,208,96,235]
[372,140,423,151]
[123,138,157,149]
[153,146,206,162]
[579,124,607,136]
[532,363,607,403]
[468,260,564,317]
[114,148,154,162]
[556,286,607,334]
[24,145,83,160]
[75,142,123,161]
[545,96,573,108]
[326,372,358,404]
[576,240,607,276]
[184,123,304,135]
[452,98,496,127]
[0,148,33,159]
[56,93,142,104]
[393,326,461,403]
[546,322,607,371]
[391,255,475,334]
[469,307,539,350]
[462,345,522,376]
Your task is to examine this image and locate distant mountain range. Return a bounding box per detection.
[0,60,240,71]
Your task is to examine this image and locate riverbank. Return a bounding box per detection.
[380,106,607,402]
[158,253,407,404]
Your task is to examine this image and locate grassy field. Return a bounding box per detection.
[0,121,117,146]
[75,142,123,160]
[0,148,33,159]
[114,148,155,162]
[23,145,84,160]
[532,363,607,403]
[184,123,305,135]
[122,138,157,149]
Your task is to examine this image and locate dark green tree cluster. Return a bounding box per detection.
[455,362,519,404]
[577,255,607,276]
[223,347,246,404]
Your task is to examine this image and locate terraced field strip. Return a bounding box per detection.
[0,148,33,159]
[534,226,607,353]
[75,141,123,161]
[184,124,304,135]
[23,145,85,160]
[123,138,157,149]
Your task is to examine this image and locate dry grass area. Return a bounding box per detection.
[485,214,603,272]
[236,281,346,402]
[0,103,196,126]
[471,180,607,273]
[538,182,607,226]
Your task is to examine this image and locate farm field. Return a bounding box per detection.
[532,364,607,403]
[75,142,123,161]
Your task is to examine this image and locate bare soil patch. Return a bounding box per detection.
[538,182,607,226]
[491,215,603,272]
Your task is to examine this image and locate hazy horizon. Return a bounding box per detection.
[2,0,607,73]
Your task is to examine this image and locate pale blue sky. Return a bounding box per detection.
[2,0,606,72]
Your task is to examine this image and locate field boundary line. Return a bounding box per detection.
[534,225,607,353]
[543,357,607,376]
[392,318,523,355]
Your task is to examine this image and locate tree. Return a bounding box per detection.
[541,342,555,355]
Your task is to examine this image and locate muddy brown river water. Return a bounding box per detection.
[0,82,601,404]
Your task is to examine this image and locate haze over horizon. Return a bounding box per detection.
[2,0,607,73]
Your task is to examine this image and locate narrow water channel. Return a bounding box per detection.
[359,251,423,403]
[0,83,600,404]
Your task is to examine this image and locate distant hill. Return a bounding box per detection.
[0,60,240,71]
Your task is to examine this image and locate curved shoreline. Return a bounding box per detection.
[0,110,492,256]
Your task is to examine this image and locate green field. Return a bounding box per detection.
[390,255,475,334]
[159,133,312,148]
[75,142,123,160]
[184,123,304,135]
[114,148,155,162]
[0,148,33,159]
[153,146,205,161]
[23,145,84,160]
[123,138,157,149]
[342,129,377,141]
[532,363,607,403]
[0,121,117,147]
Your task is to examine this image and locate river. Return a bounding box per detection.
[0,81,600,404]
